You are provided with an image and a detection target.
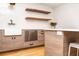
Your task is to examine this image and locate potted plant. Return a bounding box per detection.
[50,22,57,29]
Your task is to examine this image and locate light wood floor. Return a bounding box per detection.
[0,46,44,56]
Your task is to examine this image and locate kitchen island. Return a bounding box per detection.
[44,29,79,56]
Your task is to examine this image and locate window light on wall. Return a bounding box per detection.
[9,3,15,9]
[0,3,11,14]
[0,3,15,15]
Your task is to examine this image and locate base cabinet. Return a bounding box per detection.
[25,40,44,48]
[45,31,64,56]
[24,30,44,48]
[0,30,44,52]
[0,35,25,52]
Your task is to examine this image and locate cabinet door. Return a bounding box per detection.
[29,30,38,41]
[38,30,44,41]
[25,30,29,42]
[0,30,4,51]
[25,30,38,42]
[29,40,44,47]
[45,31,64,56]
[24,30,44,48]
[0,35,25,52]
[0,30,3,40]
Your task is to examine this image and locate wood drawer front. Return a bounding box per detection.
[30,40,44,47]
[0,41,24,52]
[38,40,44,45]
[24,40,44,48]
[38,30,44,41]
[24,42,30,48]
[38,36,44,41]
[2,36,24,43]
[38,33,44,37]
[38,30,44,34]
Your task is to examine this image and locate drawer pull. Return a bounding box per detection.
[12,37,14,39]
[12,37,16,39]
[41,33,44,34]
[14,37,16,39]
[30,43,33,45]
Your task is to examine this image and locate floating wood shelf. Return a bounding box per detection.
[25,8,51,14]
[26,17,51,21]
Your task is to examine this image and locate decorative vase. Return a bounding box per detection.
[50,22,57,29]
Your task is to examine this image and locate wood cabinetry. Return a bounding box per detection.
[0,31,25,52]
[25,8,51,14]
[1,36,24,51]
[0,30,3,40]
[0,30,44,52]
[24,30,38,42]
[44,31,64,56]
[24,30,44,48]
[0,30,4,51]
[26,17,51,21]
[38,30,44,41]
[25,8,51,21]
[29,30,38,41]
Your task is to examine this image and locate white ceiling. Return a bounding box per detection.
[41,3,64,8]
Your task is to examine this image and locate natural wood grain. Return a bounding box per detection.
[44,31,64,56]
[0,31,25,52]
[64,32,79,56]
[26,17,51,21]
[0,46,44,56]
[26,8,51,14]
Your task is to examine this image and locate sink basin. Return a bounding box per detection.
[5,28,22,35]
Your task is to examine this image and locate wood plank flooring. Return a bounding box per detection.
[0,46,44,56]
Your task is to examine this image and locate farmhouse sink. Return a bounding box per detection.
[5,28,22,35]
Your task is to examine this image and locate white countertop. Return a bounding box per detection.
[23,28,79,31]
[3,28,79,31]
[1,28,79,35]
[44,29,79,32]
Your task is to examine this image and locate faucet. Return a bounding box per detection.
[8,19,15,25]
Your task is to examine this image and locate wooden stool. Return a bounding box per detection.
[68,43,79,56]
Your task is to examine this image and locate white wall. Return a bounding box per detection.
[54,3,79,29]
[0,3,54,29]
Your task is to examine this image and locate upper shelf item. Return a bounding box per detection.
[26,17,51,21]
[9,3,16,9]
[25,8,51,14]
[10,3,15,5]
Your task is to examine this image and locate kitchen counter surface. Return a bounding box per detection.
[0,28,79,35]
[26,29,79,32]
[38,29,79,32]
[1,28,79,32]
